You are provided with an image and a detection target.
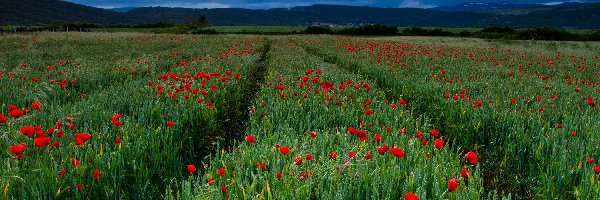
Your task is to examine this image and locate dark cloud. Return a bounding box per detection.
[65,0,600,9]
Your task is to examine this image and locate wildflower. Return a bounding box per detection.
[448,178,458,192]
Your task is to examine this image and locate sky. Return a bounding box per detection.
[64,0,598,9]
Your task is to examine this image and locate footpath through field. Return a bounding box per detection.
[172,37,483,199]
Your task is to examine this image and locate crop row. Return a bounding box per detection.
[297,35,600,198]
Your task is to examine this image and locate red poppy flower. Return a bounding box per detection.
[20,126,35,137]
[71,158,80,166]
[557,123,562,128]
[52,141,59,148]
[465,151,478,164]
[255,162,266,170]
[434,139,444,149]
[588,99,596,107]
[357,130,368,141]
[305,154,313,161]
[377,144,389,155]
[348,127,357,135]
[276,172,282,180]
[75,133,91,146]
[415,131,424,139]
[448,178,458,192]
[390,147,405,158]
[59,169,66,176]
[279,146,290,155]
[76,183,82,190]
[430,129,440,137]
[373,134,382,142]
[405,193,420,200]
[461,169,469,179]
[166,120,174,127]
[221,186,227,193]
[94,169,102,179]
[115,137,122,144]
[31,102,42,110]
[310,131,318,138]
[587,158,595,163]
[245,135,256,144]
[390,104,397,110]
[34,137,51,147]
[511,98,516,104]
[9,143,26,159]
[399,99,407,106]
[294,157,302,165]
[8,105,18,111]
[364,109,374,115]
[207,178,214,185]
[9,109,23,118]
[594,166,600,174]
[217,168,225,177]
[348,152,356,159]
[399,128,406,134]
[0,114,6,123]
[111,114,123,127]
[55,121,63,129]
[187,165,196,173]
[329,151,337,160]
[365,152,373,159]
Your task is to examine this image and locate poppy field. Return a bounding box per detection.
[1,33,599,199]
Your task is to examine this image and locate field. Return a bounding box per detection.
[1,32,599,199]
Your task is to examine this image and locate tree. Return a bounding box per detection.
[198,16,208,28]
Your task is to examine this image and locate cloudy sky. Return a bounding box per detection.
[64,0,598,9]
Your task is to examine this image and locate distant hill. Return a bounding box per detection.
[0,0,141,24]
[431,2,547,12]
[110,7,137,12]
[1,1,600,29]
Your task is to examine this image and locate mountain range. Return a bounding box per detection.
[1,0,599,29]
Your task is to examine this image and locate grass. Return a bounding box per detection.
[1,32,599,199]
[207,26,307,33]
[88,28,155,33]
